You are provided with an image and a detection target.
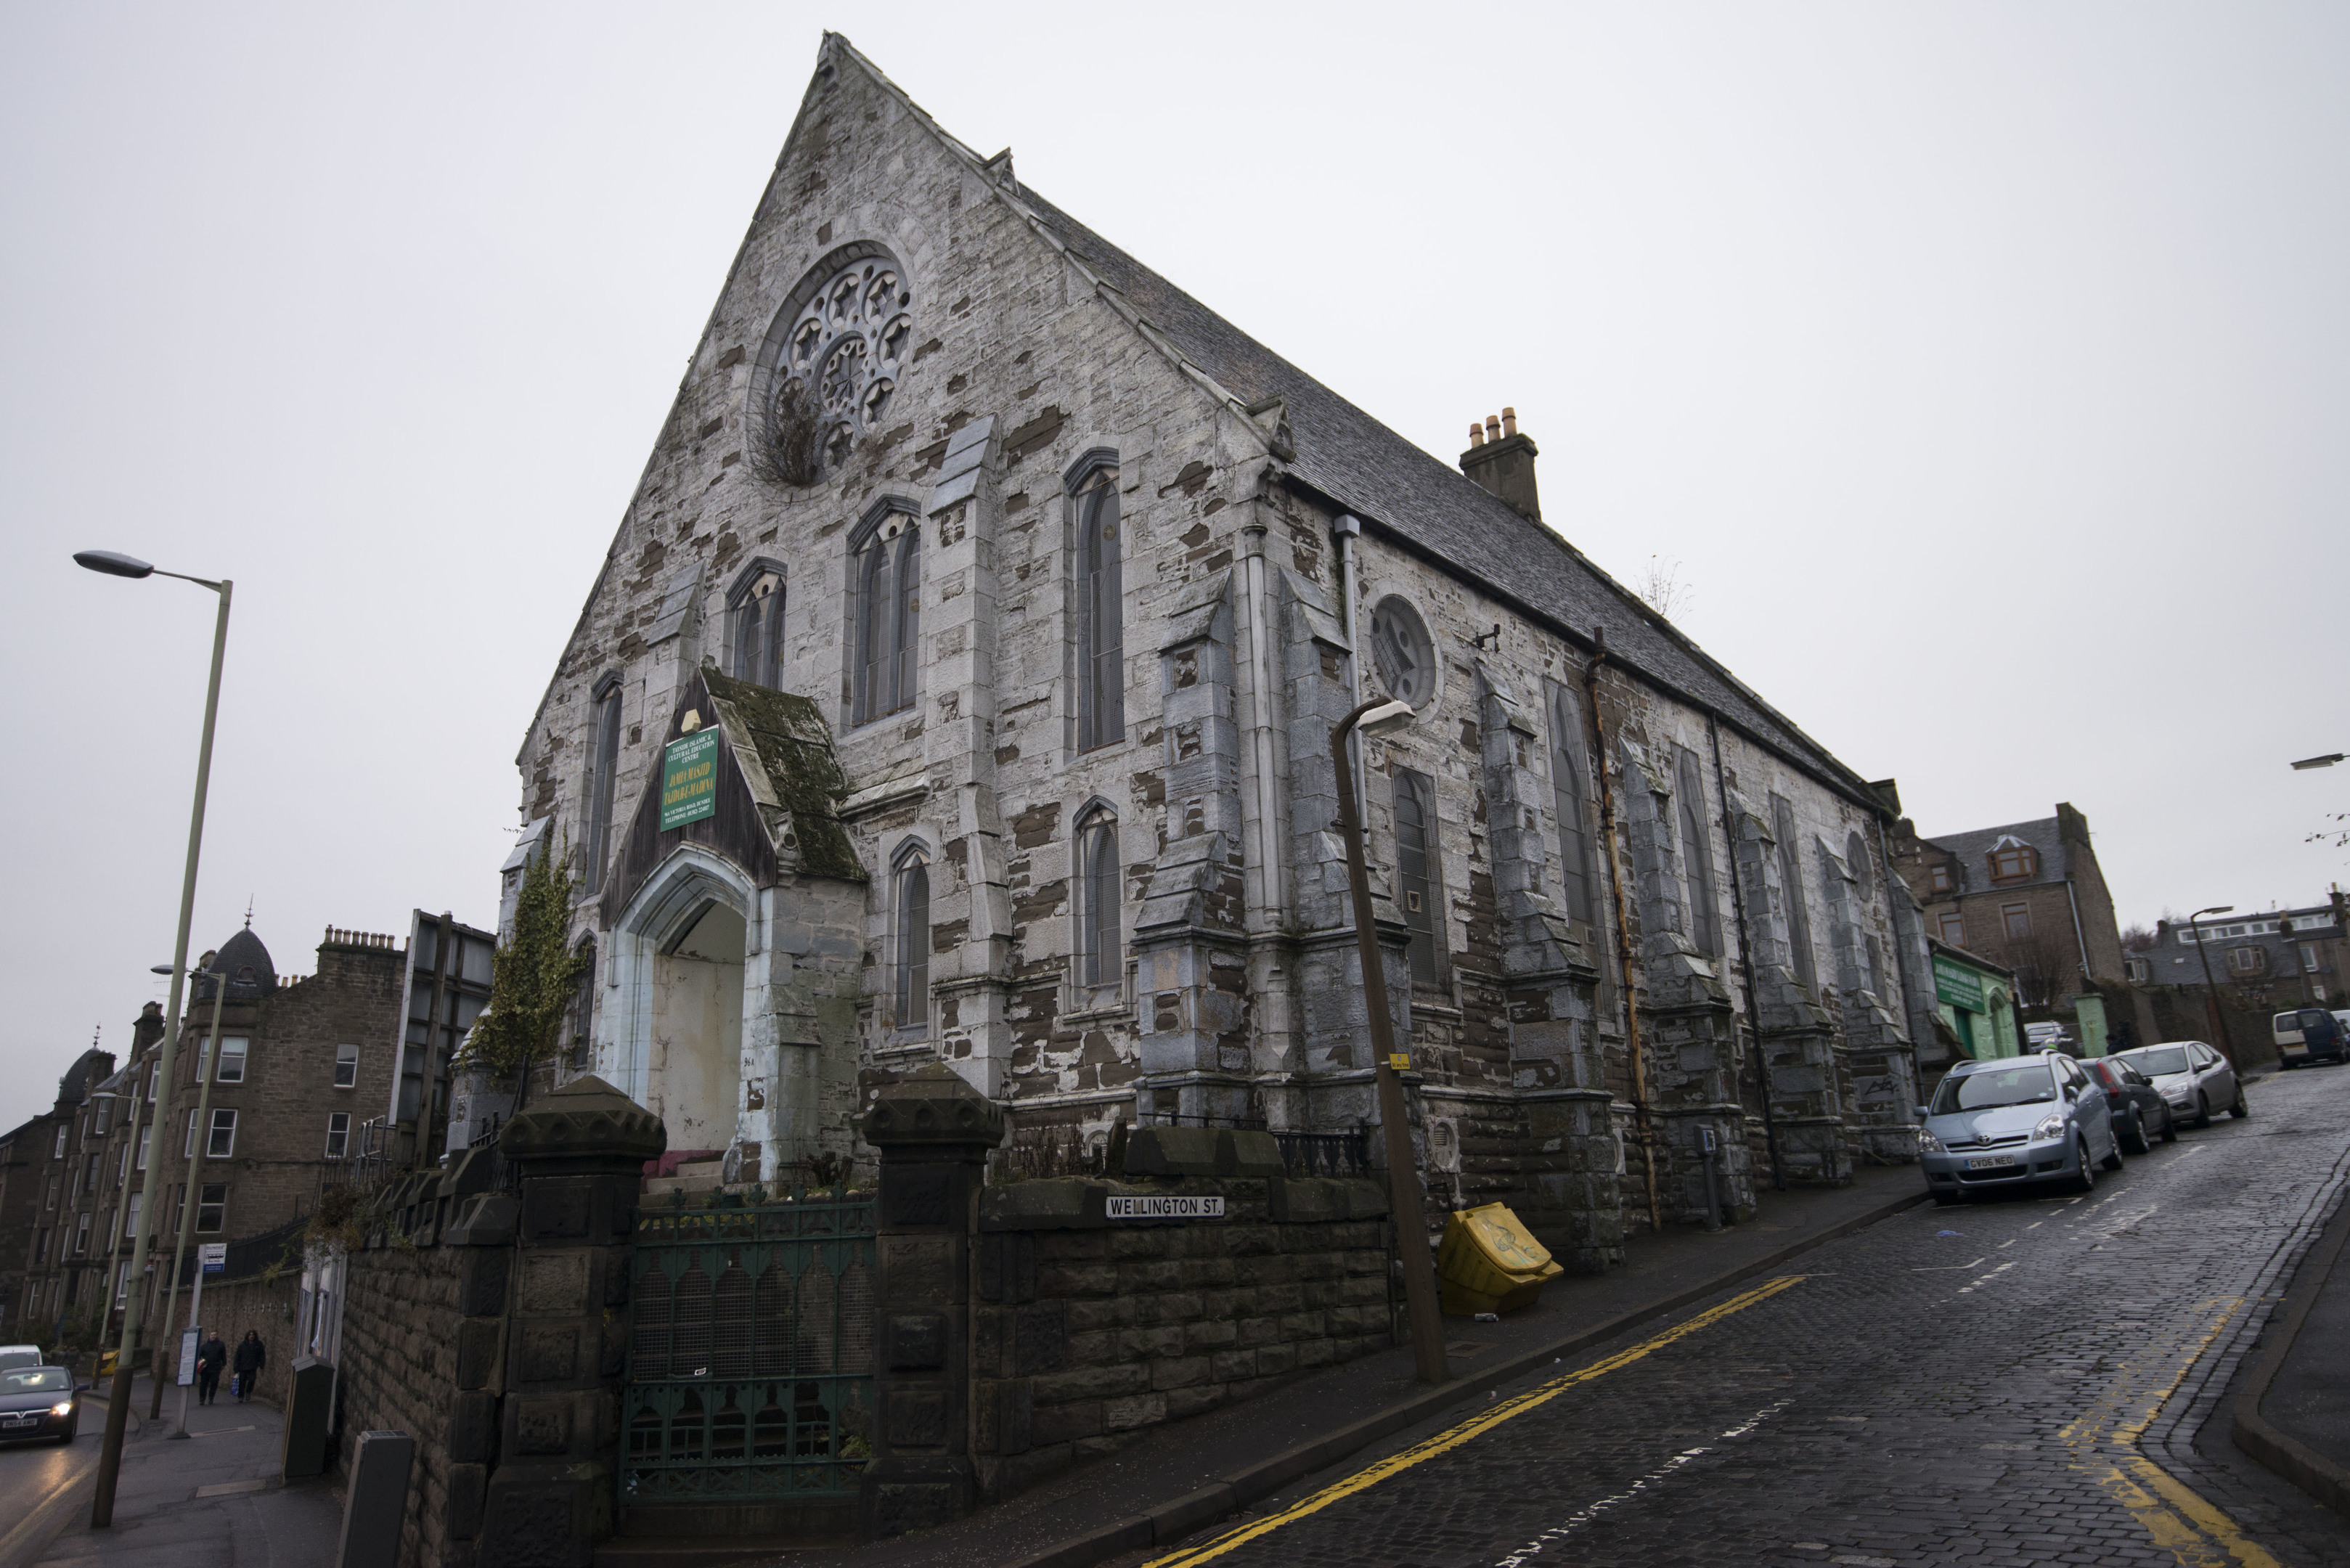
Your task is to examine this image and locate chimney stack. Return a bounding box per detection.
[1458,406,1541,522]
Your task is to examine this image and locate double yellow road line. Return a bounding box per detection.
[1145,1275,1807,1568]
[2063,1295,2280,1568]
[1150,1274,2280,1568]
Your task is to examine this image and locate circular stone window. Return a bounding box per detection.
[1369,596,1435,706]
[764,250,913,481]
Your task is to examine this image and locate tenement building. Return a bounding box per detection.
[24,926,405,1352]
[2142,901,2348,1007]
[1887,802,2150,1053]
[515,35,1935,1263]
[4,1040,120,1343]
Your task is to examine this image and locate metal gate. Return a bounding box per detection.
[623,1185,876,1505]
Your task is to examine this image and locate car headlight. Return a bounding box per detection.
[49,1401,73,1416]
[1918,1129,1946,1154]
[2033,1113,2068,1142]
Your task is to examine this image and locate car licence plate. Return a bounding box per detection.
[1965,1154,2018,1170]
[0,1415,36,1428]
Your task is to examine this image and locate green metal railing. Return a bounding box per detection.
[623,1185,876,1503]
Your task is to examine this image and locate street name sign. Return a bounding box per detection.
[1105,1194,1225,1220]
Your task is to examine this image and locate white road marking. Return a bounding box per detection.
[1909,1257,1986,1272]
[1957,1262,2019,1294]
[1490,1400,1790,1564]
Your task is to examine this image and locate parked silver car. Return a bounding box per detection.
[1917,1053,2123,1205]
[2115,1040,2244,1127]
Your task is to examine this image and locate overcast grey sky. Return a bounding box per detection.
[4,3,2345,1133]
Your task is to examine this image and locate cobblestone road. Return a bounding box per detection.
[1138,1066,2350,1568]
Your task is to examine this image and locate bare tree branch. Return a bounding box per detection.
[1634,554,1693,621]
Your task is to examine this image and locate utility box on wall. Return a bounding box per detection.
[338,1429,415,1568]
[281,1355,334,1479]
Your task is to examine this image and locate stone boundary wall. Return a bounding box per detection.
[969,1171,1392,1502]
[324,1074,661,1568]
[2142,984,2282,1071]
[332,1157,516,1568]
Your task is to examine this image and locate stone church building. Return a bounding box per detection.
[514,34,1933,1268]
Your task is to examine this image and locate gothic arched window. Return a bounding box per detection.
[1771,794,1818,989]
[1673,747,1721,957]
[585,675,623,894]
[1393,769,1443,986]
[727,563,786,689]
[1070,455,1125,751]
[852,505,921,724]
[892,844,931,1032]
[1076,808,1122,989]
[1549,687,1596,926]
[570,937,597,1069]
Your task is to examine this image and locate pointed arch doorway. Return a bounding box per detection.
[611,846,758,1158]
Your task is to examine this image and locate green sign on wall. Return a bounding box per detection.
[660,731,721,831]
[1933,954,1987,1013]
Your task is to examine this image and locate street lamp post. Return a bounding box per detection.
[144,958,228,1432]
[2188,905,2239,1068]
[73,550,232,1528]
[1330,697,1448,1386]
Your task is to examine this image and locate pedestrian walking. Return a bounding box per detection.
[195,1333,227,1405]
[232,1331,265,1402]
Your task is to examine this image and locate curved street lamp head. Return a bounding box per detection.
[2292,754,2345,771]
[75,550,155,579]
[2192,905,2235,920]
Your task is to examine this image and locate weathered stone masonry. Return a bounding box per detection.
[511,34,1923,1294]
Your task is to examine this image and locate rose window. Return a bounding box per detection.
[771,256,913,478]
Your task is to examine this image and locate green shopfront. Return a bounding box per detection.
[1933,942,2020,1061]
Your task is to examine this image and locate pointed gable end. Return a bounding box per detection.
[600,669,862,924]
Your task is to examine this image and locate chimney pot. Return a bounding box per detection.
[1458,405,1543,521]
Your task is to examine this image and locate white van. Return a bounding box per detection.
[2272,1007,2349,1068]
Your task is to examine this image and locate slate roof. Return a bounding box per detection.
[1003,178,1879,802]
[54,1046,112,1108]
[1927,817,2068,892]
[698,667,864,883]
[197,926,277,1003]
[526,35,1887,813]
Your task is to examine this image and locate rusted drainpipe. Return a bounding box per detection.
[1583,629,1661,1233]
[1708,716,1783,1193]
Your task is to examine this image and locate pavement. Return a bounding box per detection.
[670,1157,1933,1568]
[0,1375,340,1568]
[2231,1071,2350,1518]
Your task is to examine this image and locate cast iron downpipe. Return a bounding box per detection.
[1583,631,1662,1233]
[1708,715,1782,1193]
